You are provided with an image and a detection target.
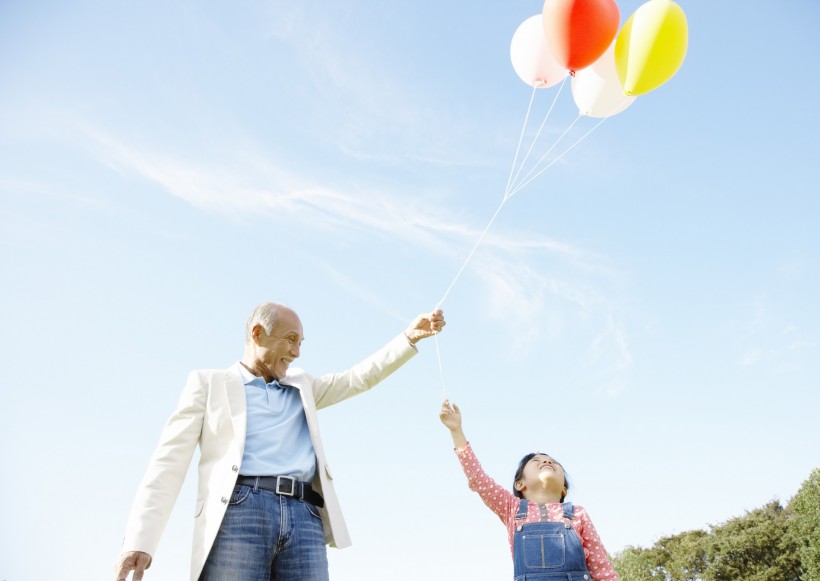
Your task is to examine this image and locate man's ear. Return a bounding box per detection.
[251,324,265,343]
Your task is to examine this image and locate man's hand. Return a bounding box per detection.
[115,551,151,581]
[404,309,446,345]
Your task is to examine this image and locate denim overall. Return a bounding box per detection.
[513,501,591,581]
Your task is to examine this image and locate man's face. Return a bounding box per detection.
[255,308,304,380]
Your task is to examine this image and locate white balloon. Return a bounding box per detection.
[510,15,567,89]
[571,42,636,117]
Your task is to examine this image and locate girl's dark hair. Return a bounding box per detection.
[513,452,570,501]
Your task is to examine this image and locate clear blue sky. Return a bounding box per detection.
[1,1,818,579]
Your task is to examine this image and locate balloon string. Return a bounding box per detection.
[506,76,568,198]
[432,198,504,403]
[507,113,582,199]
[435,197,507,310]
[437,79,564,310]
[431,91,618,401]
[503,84,539,199]
[434,331,447,401]
[508,114,609,198]
[432,79,535,398]
[432,82,562,399]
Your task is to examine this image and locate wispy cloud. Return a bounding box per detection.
[319,261,410,324]
[251,2,509,169]
[475,252,632,381]
[590,314,633,370]
[77,122,632,390]
[79,124,586,261]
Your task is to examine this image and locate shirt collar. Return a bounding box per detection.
[238,362,292,389]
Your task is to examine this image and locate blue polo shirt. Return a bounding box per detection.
[238,365,316,482]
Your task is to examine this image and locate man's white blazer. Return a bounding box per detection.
[122,333,416,580]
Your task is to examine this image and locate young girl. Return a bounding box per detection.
[439,400,619,581]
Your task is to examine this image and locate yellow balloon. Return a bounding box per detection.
[615,0,688,96]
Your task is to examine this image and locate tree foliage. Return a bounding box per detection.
[612,468,818,580]
[654,530,709,581]
[611,546,663,580]
[786,469,820,580]
[706,500,800,580]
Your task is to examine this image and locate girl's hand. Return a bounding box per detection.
[439,399,462,431]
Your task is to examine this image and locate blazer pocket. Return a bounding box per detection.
[194,497,206,518]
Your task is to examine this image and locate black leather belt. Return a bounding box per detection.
[236,475,325,508]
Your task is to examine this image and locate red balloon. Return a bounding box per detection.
[542,0,620,73]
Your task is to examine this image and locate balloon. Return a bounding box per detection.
[542,0,620,72]
[572,42,636,117]
[615,0,688,96]
[510,15,568,88]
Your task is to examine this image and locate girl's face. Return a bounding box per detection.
[516,454,567,499]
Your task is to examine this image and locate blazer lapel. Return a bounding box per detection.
[225,363,247,443]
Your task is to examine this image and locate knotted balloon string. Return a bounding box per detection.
[435,77,566,310]
[433,330,447,401]
[432,83,547,400]
[505,76,568,199]
[434,198,507,311]
[507,113,612,198]
[431,91,622,401]
[507,113,582,199]
[504,83,539,197]
[433,199,507,401]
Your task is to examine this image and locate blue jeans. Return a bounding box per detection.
[200,484,329,581]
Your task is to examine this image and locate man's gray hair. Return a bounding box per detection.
[245,302,283,344]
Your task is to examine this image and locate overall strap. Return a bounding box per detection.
[515,499,529,520]
[561,502,575,521]
[538,503,549,521]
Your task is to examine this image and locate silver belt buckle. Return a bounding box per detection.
[275,475,297,497]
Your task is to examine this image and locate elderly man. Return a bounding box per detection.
[116,302,445,581]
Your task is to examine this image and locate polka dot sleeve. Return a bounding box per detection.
[455,443,518,525]
[574,505,620,581]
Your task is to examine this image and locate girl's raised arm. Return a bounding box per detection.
[439,399,468,450]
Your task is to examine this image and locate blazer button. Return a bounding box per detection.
[221,497,227,504]
[232,465,239,472]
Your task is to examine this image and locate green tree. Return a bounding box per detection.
[704,500,801,581]
[654,529,709,581]
[612,468,817,580]
[612,545,663,580]
[786,468,820,580]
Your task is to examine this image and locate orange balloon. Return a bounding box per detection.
[542,0,620,73]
